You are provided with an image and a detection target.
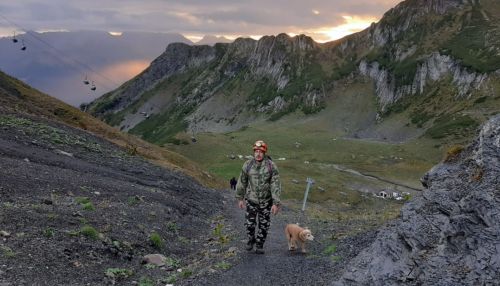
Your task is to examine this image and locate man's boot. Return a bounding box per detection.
[245,239,255,251]
[255,245,265,254]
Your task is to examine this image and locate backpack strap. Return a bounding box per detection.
[245,159,255,175]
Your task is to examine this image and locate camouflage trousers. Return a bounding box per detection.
[245,199,272,247]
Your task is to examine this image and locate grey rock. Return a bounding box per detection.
[359,53,486,112]
[142,254,167,266]
[335,115,500,286]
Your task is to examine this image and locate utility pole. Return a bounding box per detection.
[302,177,315,212]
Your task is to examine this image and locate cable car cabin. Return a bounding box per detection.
[12,32,18,43]
[90,82,96,91]
[20,40,26,51]
[83,75,90,85]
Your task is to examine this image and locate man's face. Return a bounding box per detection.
[254,149,265,161]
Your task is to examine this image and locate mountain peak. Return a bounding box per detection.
[393,0,467,15]
[195,35,233,46]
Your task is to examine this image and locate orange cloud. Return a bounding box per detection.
[99,60,150,83]
[308,15,379,43]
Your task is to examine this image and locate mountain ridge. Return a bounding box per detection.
[87,0,499,145]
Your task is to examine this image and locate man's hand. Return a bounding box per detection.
[271,205,280,215]
[238,200,245,209]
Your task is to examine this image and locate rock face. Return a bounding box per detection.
[368,0,466,47]
[359,53,487,110]
[335,115,500,285]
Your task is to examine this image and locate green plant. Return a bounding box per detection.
[215,261,232,270]
[322,244,337,255]
[162,256,180,269]
[75,197,90,204]
[178,236,190,245]
[139,277,154,286]
[2,202,13,208]
[82,202,95,211]
[180,269,193,278]
[43,228,55,238]
[105,268,133,279]
[47,213,57,220]
[81,225,98,240]
[76,197,95,211]
[444,145,464,162]
[213,223,230,244]
[128,196,141,206]
[166,222,179,233]
[403,193,412,201]
[163,274,177,284]
[0,246,15,258]
[331,255,342,262]
[144,263,157,270]
[150,232,164,249]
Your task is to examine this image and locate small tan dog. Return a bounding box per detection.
[285,224,314,253]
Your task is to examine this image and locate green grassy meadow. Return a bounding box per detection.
[169,114,444,204]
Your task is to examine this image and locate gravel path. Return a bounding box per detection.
[184,190,379,286]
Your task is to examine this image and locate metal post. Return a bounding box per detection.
[302,177,314,212]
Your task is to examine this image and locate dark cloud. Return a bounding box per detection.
[1,0,401,38]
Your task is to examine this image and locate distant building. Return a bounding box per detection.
[378,191,388,198]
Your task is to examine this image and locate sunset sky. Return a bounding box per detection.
[0,0,402,43]
[0,0,404,106]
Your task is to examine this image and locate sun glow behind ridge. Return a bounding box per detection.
[313,15,378,43]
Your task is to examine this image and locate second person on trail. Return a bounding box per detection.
[235,140,282,254]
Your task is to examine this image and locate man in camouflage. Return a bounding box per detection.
[236,140,282,254]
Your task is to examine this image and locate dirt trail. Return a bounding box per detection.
[183,190,378,286]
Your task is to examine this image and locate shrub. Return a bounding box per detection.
[139,277,154,286]
[81,225,98,240]
[127,196,141,206]
[323,244,337,255]
[75,197,90,204]
[0,246,15,258]
[82,202,95,211]
[76,197,94,211]
[163,274,177,284]
[444,145,464,162]
[166,222,179,233]
[105,268,133,279]
[180,269,193,278]
[215,261,232,270]
[43,228,55,238]
[150,232,164,249]
[213,223,230,244]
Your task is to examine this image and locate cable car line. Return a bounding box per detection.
[0,13,119,93]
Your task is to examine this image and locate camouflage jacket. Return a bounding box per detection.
[235,156,281,206]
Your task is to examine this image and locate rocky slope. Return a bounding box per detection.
[0,109,228,285]
[335,114,500,285]
[86,0,500,144]
[0,67,237,285]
